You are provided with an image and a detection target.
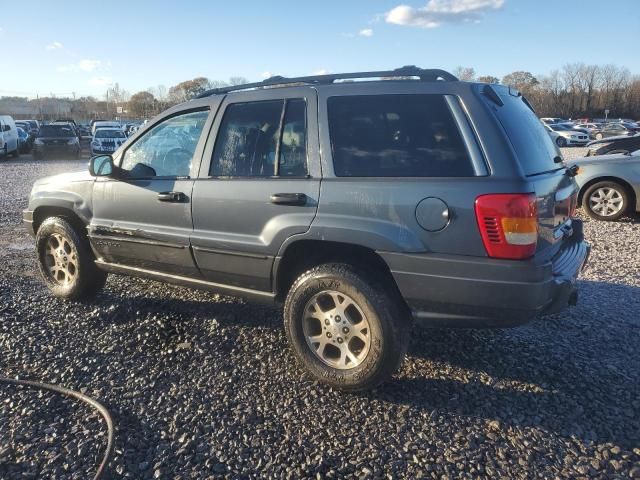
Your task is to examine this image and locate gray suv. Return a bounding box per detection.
[23,67,590,391]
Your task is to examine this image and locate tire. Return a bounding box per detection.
[556,136,567,147]
[284,263,410,391]
[12,145,20,158]
[595,133,603,140]
[582,181,629,221]
[36,217,108,299]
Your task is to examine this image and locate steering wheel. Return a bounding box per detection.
[159,147,192,176]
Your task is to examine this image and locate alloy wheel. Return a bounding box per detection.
[589,187,624,217]
[302,290,371,370]
[43,233,78,285]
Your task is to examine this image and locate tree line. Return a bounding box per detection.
[2,65,639,121]
[455,63,640,119]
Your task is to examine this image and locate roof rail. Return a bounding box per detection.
[196,66,458,98]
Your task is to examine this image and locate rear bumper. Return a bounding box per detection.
[33,144,80,156]
[380,220,590,328]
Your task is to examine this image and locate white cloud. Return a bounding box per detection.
[359,28,374,37]
[57,59,106,73]
[261,71,273,79]
[88,76,113,87]
[46,41,63,50]
[386,0,504,28]
[313,69,329,76]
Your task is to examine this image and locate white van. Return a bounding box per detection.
[91,121,121,136]
[0,115,20,158]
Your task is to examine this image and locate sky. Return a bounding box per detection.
[1,0,639,99]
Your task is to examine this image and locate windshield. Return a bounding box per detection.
[551,125,571,131]
[38,125,75,137]
[95,129,125,138]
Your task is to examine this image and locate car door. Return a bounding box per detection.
[190,88,321,292]
[89,107,214,276]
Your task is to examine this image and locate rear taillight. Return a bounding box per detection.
[475,193,538,260]
[569,191,578,217]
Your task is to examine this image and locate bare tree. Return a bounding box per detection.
[477,75,500,84]
[453,66,475,81]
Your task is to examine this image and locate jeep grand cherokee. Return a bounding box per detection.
[24,67,590,391]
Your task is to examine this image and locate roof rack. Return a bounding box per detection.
[196,66,458,98]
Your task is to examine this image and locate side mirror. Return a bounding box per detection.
[89,155,114,177]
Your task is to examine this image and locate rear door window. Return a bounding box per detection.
[480,85,560,176]
[327,94,476,177]
[210,99,308,177]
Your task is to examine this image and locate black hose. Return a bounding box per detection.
[0,377,114,479]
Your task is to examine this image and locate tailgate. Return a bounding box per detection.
[478,84,579,258]
[530,170,578,258]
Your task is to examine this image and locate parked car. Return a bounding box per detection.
[91,121,121,136]
[540,117,565,124]
[585,134,640,156]
[17,127,33,153]
[545,124,590,147]
[575,123,603,138]
[91,128,128,155]
[0,115,20,158]
[570,152,640,220]
[23,67,590,391]
[593,122,640,139]
[32,124,81,159]
[559,123,591,136]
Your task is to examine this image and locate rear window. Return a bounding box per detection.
[95,129,125,138]
[327,94,476,177]
[483,85,560,176]
[39,126,74,137]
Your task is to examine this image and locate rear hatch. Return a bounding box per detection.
[480,85,578,259]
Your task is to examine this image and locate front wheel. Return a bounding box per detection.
[36,217,108,299]
[556,136,567,147]
[582,181,629,221]
[284,263,410,391]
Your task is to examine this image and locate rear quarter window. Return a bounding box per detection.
[327,94,477,177]
[481,85,561,176]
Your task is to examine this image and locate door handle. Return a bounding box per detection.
[157,191,186,202]
[270,193,307,206]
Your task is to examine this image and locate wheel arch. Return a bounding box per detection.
[33,205,88,237]
[274,239,407,309]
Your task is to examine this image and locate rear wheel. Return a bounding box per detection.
[582,181,629,221]
[36,217,108,299]
[284,263,410,391]
[595,133,603,140]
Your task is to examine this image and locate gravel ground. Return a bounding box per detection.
[1,151,639,479]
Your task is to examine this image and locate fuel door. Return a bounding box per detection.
[415,197,450,232]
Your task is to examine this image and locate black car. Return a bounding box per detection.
[593,122,640,140]
[32,124,81,159]
[585,134,640,156]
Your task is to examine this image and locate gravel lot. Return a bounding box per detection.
[1,151,639,479]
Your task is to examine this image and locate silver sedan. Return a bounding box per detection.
[570,152,640,221]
